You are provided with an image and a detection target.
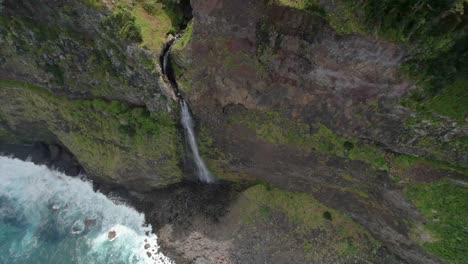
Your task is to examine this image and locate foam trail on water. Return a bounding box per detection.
[180,100,215,183]
[0,156,173,264]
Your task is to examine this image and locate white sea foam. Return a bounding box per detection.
[0,156,173,264]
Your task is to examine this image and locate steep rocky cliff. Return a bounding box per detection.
[0,0,466,263]
[172,0,467,263]
[0,0,183,189]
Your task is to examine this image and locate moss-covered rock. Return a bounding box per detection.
[405,180,468,263]
[0,81,183,190]
[0,0,192,188]
[227,184,395,263]
[170,21,194,93]
[0,0,176,110]
[229,109,391,170]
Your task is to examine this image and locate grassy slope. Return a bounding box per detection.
[210,108,467,262]
[229,110,388,171]
[81,0,181,54]
[132,3,176,53]
[405,180,468,263]
[234,184,383,261]
[0,80,182,186]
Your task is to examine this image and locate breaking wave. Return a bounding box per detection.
[0,156,173,264]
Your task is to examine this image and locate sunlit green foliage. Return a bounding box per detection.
[239,185,382,258]
[78,0,105,9]
[103,3,143,42]
[230,110,388,171]
[0,80,182,185]
[273,0,325,15]
[340,0,467,120]
[406,180,468,263]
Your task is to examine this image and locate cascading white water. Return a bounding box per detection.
[162,40,215,183]
[180,100,215,183]
[0,156,173,264]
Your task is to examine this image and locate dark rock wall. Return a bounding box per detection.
[0,0,183,189]
[185,0,466,167]
[168,0,468,262]
[0,0,175,110]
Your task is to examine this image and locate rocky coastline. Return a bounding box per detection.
[0,0,466,263]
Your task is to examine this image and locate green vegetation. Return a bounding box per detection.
[427,79,468,122]
[78,0,105,9]
[339,0,468,122]
[238,185,381,258]
[170,21,194,92]
[391,153,468,176]
[173,21,193,51]
[230,109,468,176]
[242,185,355,231]
[133,1,181,52]
[140,0,185,30]
[230,110,388,171]
[103,3,143,42]
[275,0,467,122]
[1,9,152,97]
[197,127,250,182]
[406,180,468,263]
[273,0,325,15]
[0,80,182,185]
[83,0,185,52]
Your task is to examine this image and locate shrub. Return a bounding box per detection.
[103,4,142,42]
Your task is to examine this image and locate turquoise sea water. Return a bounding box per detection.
[0,156,173,264]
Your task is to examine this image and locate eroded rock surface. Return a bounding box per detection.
[170,0,468,262]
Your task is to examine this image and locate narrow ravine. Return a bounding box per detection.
[161,39,215,184]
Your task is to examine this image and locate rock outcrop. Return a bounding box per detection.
[171,0,467,263]
[0,0,183,189]
[0,0,466,263]
[0,0,175,108]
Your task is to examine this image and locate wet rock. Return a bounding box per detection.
[84,219,96,227]
[108,230,116,240]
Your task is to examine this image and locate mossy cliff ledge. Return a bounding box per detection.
[0,0,467,263]
[172,0,467,263]
[0,81,183,190]
[0,0,176,108]
[0,0,187,189]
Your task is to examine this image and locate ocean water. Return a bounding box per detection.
[0,156,173,264]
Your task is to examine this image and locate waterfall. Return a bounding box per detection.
[180,100,215,183]
[161,40,215,183]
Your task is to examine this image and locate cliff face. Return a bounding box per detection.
[0,0,176,108]
[0,0,183,189]
[183,0,467,167]
[172,0,467,263]
[0,0,466,262]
